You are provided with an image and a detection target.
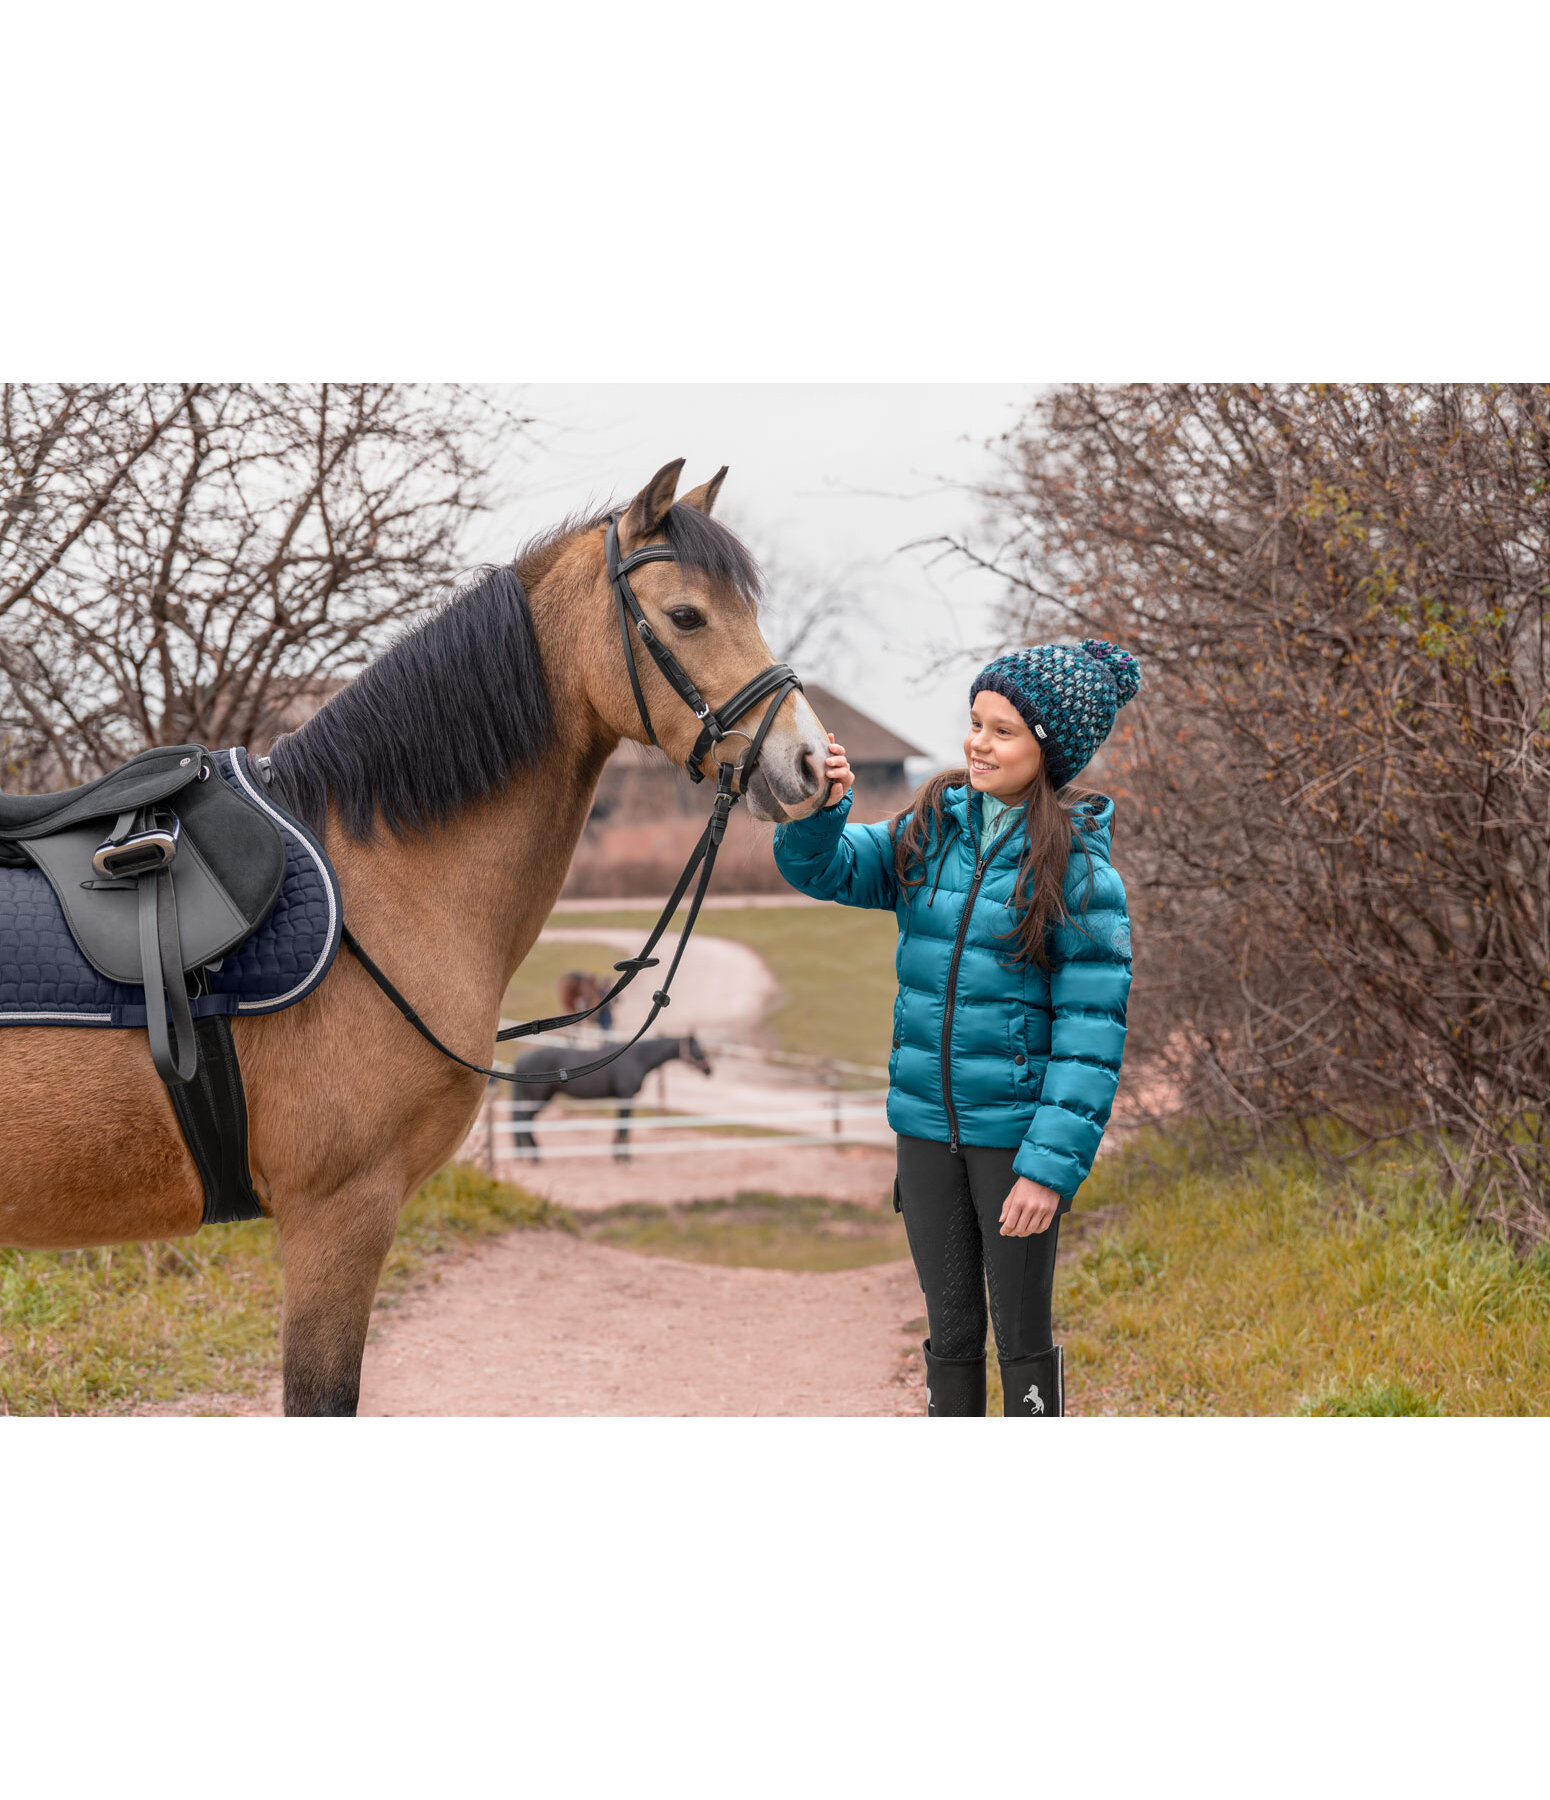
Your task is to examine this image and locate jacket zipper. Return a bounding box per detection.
[941,846,994,1154]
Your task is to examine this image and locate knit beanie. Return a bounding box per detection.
[970,639,1141,788]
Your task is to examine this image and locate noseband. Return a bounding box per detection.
[341,513,808,1090]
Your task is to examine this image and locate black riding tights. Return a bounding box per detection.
[895,1135,1061,1362]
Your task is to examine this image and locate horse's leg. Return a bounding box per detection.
[613,1104,632,1163]
[277,1177,401,1416]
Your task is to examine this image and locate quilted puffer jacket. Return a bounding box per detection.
[771,783,1132,1205]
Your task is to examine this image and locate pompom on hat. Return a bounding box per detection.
[970,638,1141,788]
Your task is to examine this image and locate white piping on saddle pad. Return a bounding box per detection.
[0,1007,114,1022]
[227,750,340,1012]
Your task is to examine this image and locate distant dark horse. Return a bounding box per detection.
[508,1034,713,1161]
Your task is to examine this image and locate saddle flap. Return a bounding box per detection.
[23,825,261,984]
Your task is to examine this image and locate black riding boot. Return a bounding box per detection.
[999,1346,1065,1417]
[922,1340,987,1417]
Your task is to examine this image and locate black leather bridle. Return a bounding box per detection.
[343,512,805,1087]
[606,513,802,788]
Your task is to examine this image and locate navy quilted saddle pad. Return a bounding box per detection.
[0,747,341,1030]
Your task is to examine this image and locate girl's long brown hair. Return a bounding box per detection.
[890,768,1097,969]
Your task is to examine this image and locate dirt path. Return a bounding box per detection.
[357,1231,925,1416]
[147,924,932,1417]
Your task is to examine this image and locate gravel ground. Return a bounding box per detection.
[357,1229,925,1417]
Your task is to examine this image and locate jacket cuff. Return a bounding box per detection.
[1012,1137,1083,1200]
[774,786,852,847]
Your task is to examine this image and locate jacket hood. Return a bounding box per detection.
[942,784,1115,864]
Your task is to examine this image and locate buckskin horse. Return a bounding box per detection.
[0,462,831,1414]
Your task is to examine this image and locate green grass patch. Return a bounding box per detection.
[1297,1376,1445,1417]
[545,904,899,1077]
[0,1164,568,1416]
[1057,1131,1550,1415]
[578,1190,909,1273]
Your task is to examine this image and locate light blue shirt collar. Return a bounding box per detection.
[976,790,1024,853]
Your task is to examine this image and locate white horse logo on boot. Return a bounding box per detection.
[1023,1382,1045,1414]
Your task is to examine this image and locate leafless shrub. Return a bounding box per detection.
[948,384,1550,1237]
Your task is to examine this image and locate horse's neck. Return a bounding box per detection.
[641,1038,681,1072]
[330,587,618,1019]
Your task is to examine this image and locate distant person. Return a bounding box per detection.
[773,641,1139,1416]
[558,969,614,1033]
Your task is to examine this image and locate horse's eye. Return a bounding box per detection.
[667,607,706,631]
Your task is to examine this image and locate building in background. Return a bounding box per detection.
[567,684,929,898]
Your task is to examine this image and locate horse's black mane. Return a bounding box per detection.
[266,500,761,841]
[266,563,553,842]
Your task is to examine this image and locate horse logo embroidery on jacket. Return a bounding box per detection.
[1023,1382,1045,1414]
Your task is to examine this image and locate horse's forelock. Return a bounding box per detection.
[520,500,762,610]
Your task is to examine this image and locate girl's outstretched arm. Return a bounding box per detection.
[1012,861,1134,1202]
[771,736,900,911]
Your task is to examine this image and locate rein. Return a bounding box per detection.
[341,512,803,1087]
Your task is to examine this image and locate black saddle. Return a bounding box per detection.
[0,744,287,1086]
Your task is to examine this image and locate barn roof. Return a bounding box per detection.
[801,684,926,763]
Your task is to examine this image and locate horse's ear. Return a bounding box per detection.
[622,459,685,541]
[678,466,728,516]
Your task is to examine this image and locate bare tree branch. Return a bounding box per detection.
[0,383,532,782]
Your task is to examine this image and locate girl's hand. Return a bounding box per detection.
[822,732,853,807]
[1000,1175,1061,1236]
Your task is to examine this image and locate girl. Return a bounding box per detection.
[772,640,1139,1417]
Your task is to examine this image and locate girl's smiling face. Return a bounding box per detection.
[965,689,1044,799]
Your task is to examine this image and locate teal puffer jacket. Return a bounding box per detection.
[771,784,1132,1204]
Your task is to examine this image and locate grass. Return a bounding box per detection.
[0,1165,568,1416]
[577,1190,910,1273]
[1054,1130,1550,1416]
[544,904,898,1075]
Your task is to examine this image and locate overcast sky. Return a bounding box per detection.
[483,385,1037,765]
